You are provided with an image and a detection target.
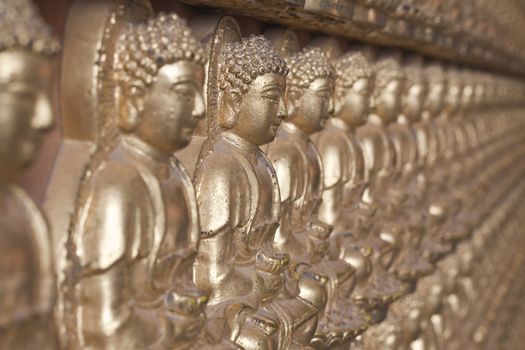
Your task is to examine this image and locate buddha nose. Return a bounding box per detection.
[277,96,287,120]
[192,90,206,120]
[32,93,54,131]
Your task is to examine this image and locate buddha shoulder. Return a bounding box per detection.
[75,162,154,271]
[195,148,246,182]
[85,161,152,199]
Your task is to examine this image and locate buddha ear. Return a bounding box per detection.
[118,83,145,131]
[285,86,301,117]
[219,90,242,129]
[369,93,376,111]
[333,88,344,115]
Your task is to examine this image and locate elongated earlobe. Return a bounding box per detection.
[333,90,343,115]
[286,88,301,117]
[118,84,145,131]
[219,90,241,129]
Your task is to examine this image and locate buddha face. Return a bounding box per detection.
[335,77,373,128]
[287,77,334,135]
[460,84,474,112]
[224,72,287,146]
[126,61,205,154]
[424,82,445,117]
[474,84,484,107]
[402,82,427,122]
[374,79,402,124]
[0,50,54,181]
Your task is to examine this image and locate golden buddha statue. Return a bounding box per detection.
[314,48,407,325]
[67,13,209,349]
[357,53,402,200]
[425,67,476,245]
[410,62,457,262]
[417,63,446,179]
[391,56,427,188]
[0,0,60,348]
[363,292,427,350]
[357,52,430,289]
[313,47,371,229]
[416,275,447,350]
[446,70,490,231]
[463,72,489,180]
[432,66,464,191]
[194,35,322,349]
[385,56,435,275]
[364,270,447,350]
[434,254,462,346]
[264,45,369,348]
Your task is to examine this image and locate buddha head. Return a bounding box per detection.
[423,62,446,119]
[443,66,463,117]
[472,72,485,109]
[216,35,288,146]
[116,13,206,155]
[333,49,374,128]
[285,47,334,135]
[372,54,404,124]
[459,69,475,113]
[401,57,428,123]
[0,0,60,182]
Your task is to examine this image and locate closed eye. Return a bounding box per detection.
[172,85,195,100]
[315,90,331,99]
[262,94,279,101]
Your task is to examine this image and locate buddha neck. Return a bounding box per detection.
[330,117,354,132]
[121,134,171,166]
[281,121,309,143]
[421,110,432,123]
[368,113,386,126]
[221,131,259,157]
[397,115,411,125]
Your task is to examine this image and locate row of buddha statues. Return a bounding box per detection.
[178,0,525,77]
[2,0,525,349]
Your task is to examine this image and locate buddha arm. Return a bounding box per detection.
[194,158,245,293]
[266,144,295,249]
[315,135,345,226]
[414,125,428,170]
[319,184,342,227]
[74,163,149,343]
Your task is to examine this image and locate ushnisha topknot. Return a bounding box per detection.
[373,55,404,99]
[0,0,60,54]
[286,47,334,89]
[219,35,288,94]
[334,50,374,89]
[116,13,206,87]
